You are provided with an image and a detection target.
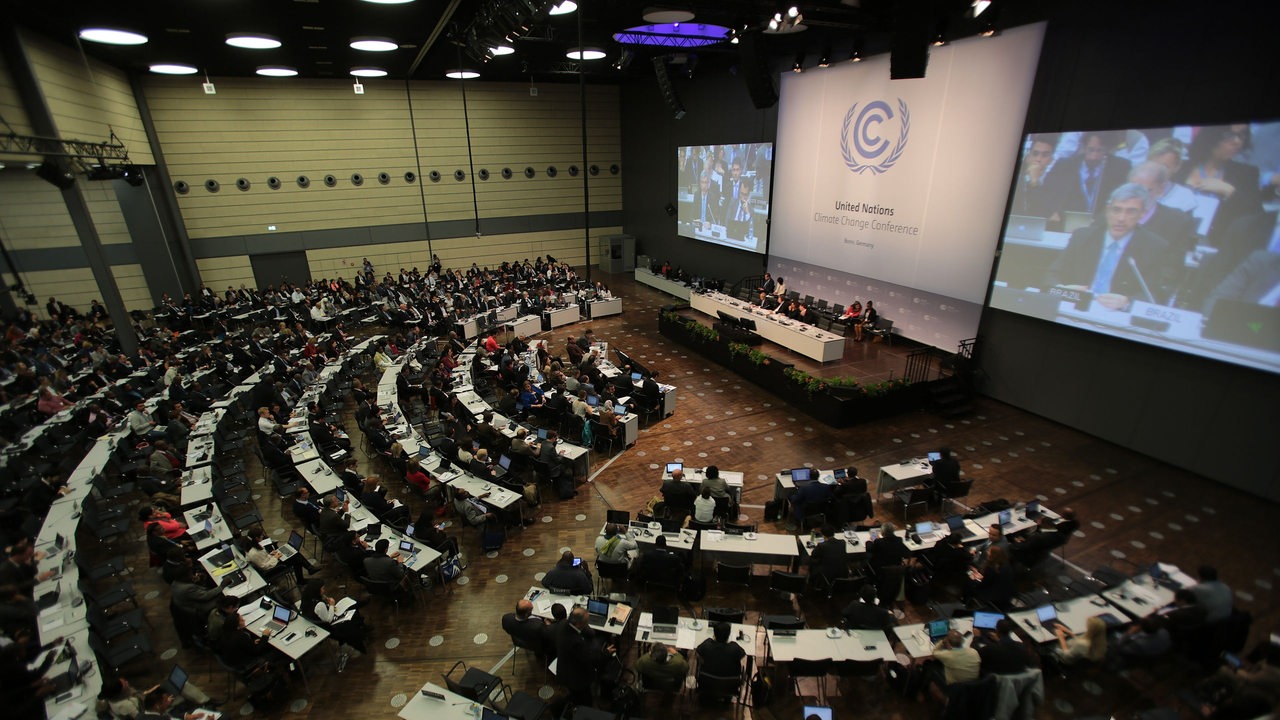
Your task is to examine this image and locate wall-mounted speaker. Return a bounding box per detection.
[428,170,441,182]
[665,203,676,216]
[609,164,620,175]
[236,177,251,191]
[478,168,490,180]
[351,173,364,186]
[404,171,416,183]
[378,172,391,184]
[589,165,599,176]
[204,179,220,193]
[267,176,281,189]
[297,175,310,188]
[501,167,513,179]
[36,159,75,189]
[546,166,557,177]
[523,167,535,178]
[568,165,579,176]
[739,33,779,110]
[174,180,190,194]
[652,56,687,119]
[453,169,465,181]
[323,174,337,187]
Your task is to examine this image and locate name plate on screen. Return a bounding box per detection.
[1047,286,1092,310]
[1128,301,1202,338]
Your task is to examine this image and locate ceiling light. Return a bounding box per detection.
[566,47,606,61]
[641,8,694,23]
[932,34,947,46]
[227,33,282,49]
[350,67,388,77]
[350,37,398,52]
[361,0,415,4]
[445,69,480,79]
[792,52,805,73]
[149,63,198,75]
[489,44,515,56]
[818,47,831,68]
[549,1,578,15]
[256,66,298,77]
[787,6,800,18]
[79,28,148,45]
[972,0,992,17]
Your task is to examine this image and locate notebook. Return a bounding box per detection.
[926,619,950,641]
[1006,214,1047,241]
[945,515,978,540]
[651,606,679,637]
[665,462,683,475]
[587,599,610,626]
[972,611,1004,630]
[275,530,305,560]
[790,467,813,484]
[998,509,1014,528]
[1035,604,1066,631]
[261,604,293,634]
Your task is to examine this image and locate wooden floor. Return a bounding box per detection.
[94,270,1279,720]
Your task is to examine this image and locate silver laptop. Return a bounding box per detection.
[1006,215,1047,241]
[1062,210,1095,233]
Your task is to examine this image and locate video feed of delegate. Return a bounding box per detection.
[991,122,1280,374]
[676,142,773,254]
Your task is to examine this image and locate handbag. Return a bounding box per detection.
[440,554,463,582]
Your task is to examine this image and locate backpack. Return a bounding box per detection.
[750,669,773,706]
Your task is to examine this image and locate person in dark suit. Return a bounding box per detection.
[696,621,747,677]
[362,539,408,588]
[841,584,895,632]
[692,173,723,230]
[1010,133,1061,218]
[1044,183,1179,309]
[975,619,1033,675]
[502,598,548,650]
[1042,130,1131,224]
[1206,249,1280,316]
[541,551,593,595]
[1181,124,1264,244]
[555,607,614,706]
[807,525,849,583]
[928,447,961,491]
[853,301,877,342]
[1130,161,1199,253]
[632,535,685,585]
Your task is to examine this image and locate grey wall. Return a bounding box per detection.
[977,1,1280,499]
[620,64,778,283]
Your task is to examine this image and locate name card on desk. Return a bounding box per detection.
[1128,301,1203,339]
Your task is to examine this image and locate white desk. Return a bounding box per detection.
[1101,577,1176,620]
[1008,594,1120,643]
[634,268,692,300]
[199,545,268,599]
[767,628,895,662]
[184,504,233,551]
[621,522,698,552]
[185,435,216,469]
[664,466,744,503]
[180,464,215,508]
[544,305,580,329]
[398,682,478,720]
[636,614,756,654]
[773,469,841,500]
[699,530,798,566]
[524,587,633,636]
[507,314,542,338]
[875,460,932,497]
[296,457,342,496]
[894,618,975,659]
[589,298,623,319]
[690,292,845,363]
[439,469,523,513]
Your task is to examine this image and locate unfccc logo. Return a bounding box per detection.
[840,99,910,175]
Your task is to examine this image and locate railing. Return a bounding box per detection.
[729,275,767,301]
[905,347,936,384]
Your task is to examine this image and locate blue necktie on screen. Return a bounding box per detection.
[1091,240,1123,294]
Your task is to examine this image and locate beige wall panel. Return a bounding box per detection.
[22,32,153,165]
[0,174,79,251]
[81,182,133,246]
[0,53,38,163]
[110,263,153,311]
[196,256,255,291]
[24,268,97,317]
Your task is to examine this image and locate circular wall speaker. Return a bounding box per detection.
[568,165,579,177]
[609,164,620,175]
[267,176,281,190]
[204,179,220,193]
[297,175,310,188]
[478,168,490,181]
[523,166,535,178]
[453,169,465,181]
[323,174,337,187]
[404,171,416,183]
[546,166,557,177]
[351,173,364,186]
[235,177,251,191]
[377,172,391,185]
[174,180,190,194]
[589,164,599,176]
[501,167,512,179]
[428,170,441,182]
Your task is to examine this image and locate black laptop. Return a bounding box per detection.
[1202,299,1280,351]
[945,514,979,540]
[49,645,84,693]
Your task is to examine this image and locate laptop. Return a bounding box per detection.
[275,530,305,560]
[586,395,599,408]
[631,372,643,382]
[972,611,1005,630]
[1006,214,1047,241]
[926,619,950,642]
[497,454,512,472]
[586,599,610,626]
[606,510,630,525]
[537,428,548,440]
[927,451,942,462]
[257,603,292,634]
[1202,299,1280,352]
[802,706,833,720]
[37,581,61,610]
[915,522,936,538]
[162,664,190,696]
[481,708,510,720]
[363,522,382,541]
[1035,604,1066,632]
[49,645,83,694]
[220,569,247,588]
[665,462,683,475]
[651,606,679,638]
[945,515,979,540]
[790,467,813,484]
[189,519,214,543]
[615,403,627,416]
[398,539,416,554]
[208,547,234,567]
[1025,500,1042,519]
[1062,210,1096,233]
[998,509,1014,529]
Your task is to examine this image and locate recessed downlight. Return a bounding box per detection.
[566,47,606,61]
[350,67,388,77]
[256,66,298,77]
[226,33,282,49]
[350,36,398,52]
[79,28,148,45]
[149,63,198,75]
[445,69,480,79]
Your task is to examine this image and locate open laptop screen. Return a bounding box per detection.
[791,467,812,482]
[665,462,683,475]
[973,611,1004,630]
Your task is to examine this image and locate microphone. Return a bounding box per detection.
[1126,257,1156,304]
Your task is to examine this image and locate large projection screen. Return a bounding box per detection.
[770,23,1045,350]
[676,143,773,254]
[991,122,1280,374]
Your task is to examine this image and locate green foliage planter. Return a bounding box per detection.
[658,309,925,427]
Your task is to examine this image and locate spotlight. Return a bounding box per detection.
[818,47,831,68]
[792,52,804,73]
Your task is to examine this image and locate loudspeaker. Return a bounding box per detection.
[891,0,931,79]
[36,159,75,189]
[652,56,686,119]
[738,34,778,110]
[664,203,675,216]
